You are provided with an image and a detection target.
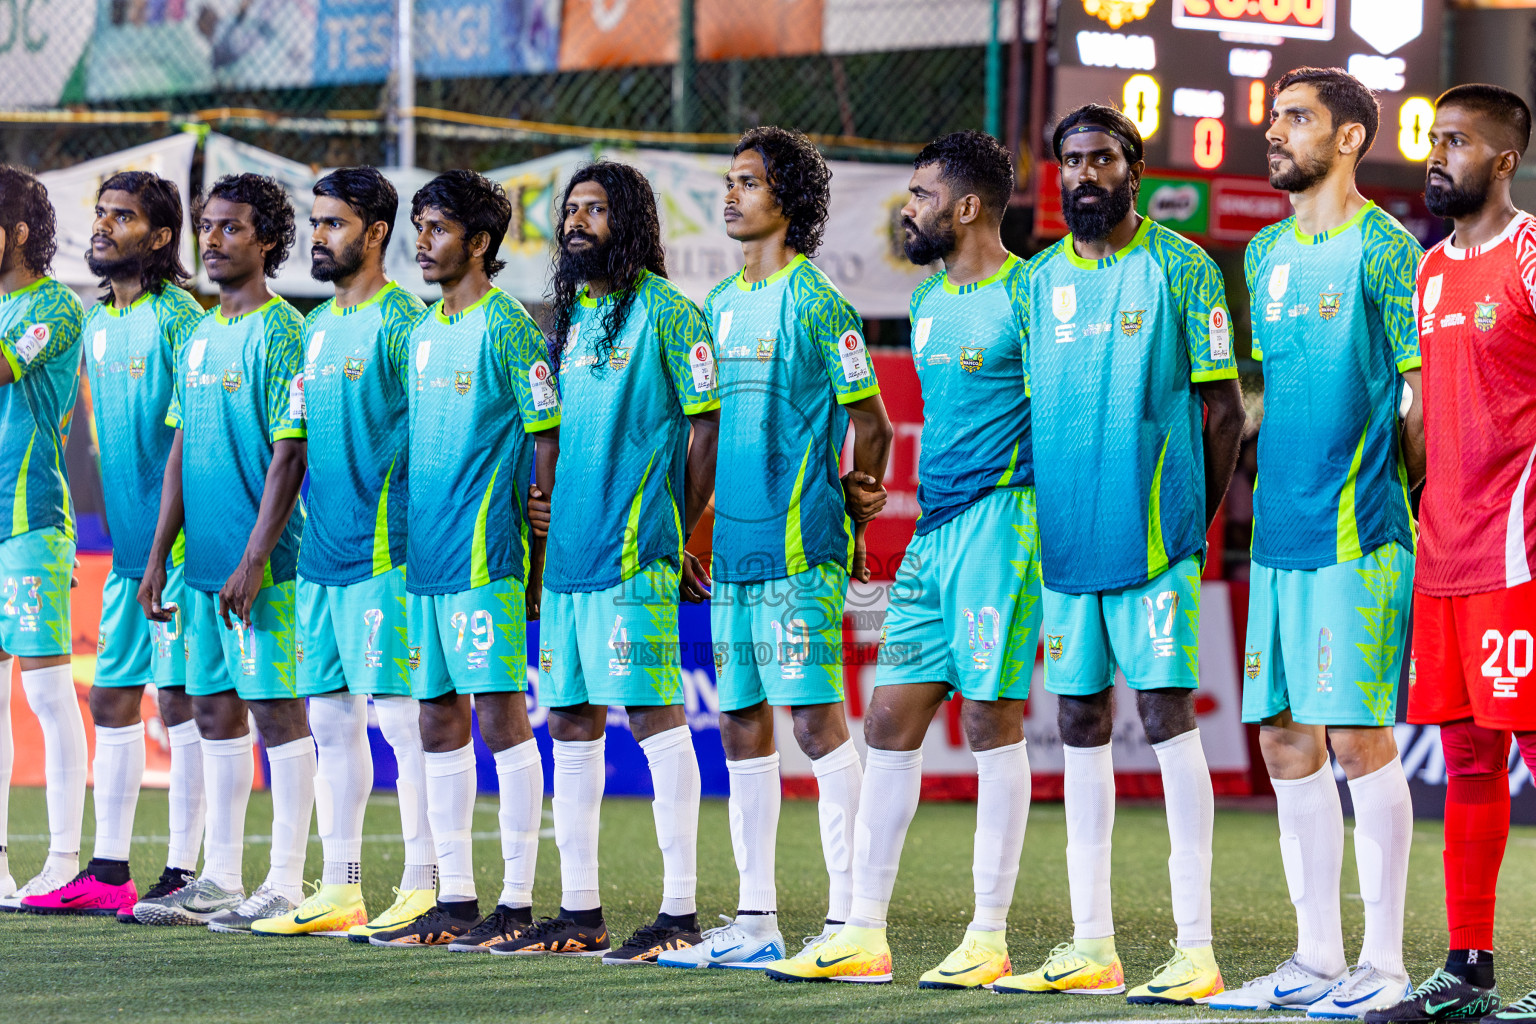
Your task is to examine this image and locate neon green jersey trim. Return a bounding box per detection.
[784,439,815,576]
[1336,417,1370,563]
[1396,356,1422,373]
[998,439,1020,487]
[434,288,496,325]
[735,253,805,291]
[372,457,396,576]
[622,453,657,580]
[1147,431,1171,580]
[103,291,153,318]
[331,280,400,317]
[1190,367,1239,383]
[1064,214,1153,271]
[941,252,1020,295]
[213,296,280,326]
[12,431,35,535]
[836,382,881,405]
[470,463,500,589]
[680,397,721,415]
[1294,201,1374,245]
[524,413,562,433]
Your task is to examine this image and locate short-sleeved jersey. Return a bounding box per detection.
[0,277,84,543]
[168,297,307,592]
[546,271,718,592]
[1027,216,1237,594]
[1246,202,1423,571]
[907,253,1031,537]
[1415,211,1536,596]
[707,256,876,583]
[84,285,202,577]
[406,289,559,596]
[298,281,427,586]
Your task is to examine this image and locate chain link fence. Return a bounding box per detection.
[1,0,1035,175]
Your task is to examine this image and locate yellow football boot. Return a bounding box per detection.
[989,939,1126,994]
[344,887,436,943]
[252,882,367,937]
[1126,941,1225,1005]
[763,925,893,984]
[919,929,1012,990]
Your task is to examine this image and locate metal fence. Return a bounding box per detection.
[0,0,1039,175]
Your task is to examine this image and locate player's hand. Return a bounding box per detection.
[71,554,80,590]
[218,557,265,629]
[137,564,175,622]
[527,485,551,538]
[680,551,712,603]
[525,577,542,621]
[842,471,887,522]
[851,534,871,584]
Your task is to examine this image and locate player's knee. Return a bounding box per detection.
[1329,727,1398,778]
[862,702,924,751]
[1137,688,1197,746]
[157,687,196,729]
[1058,691,1113,747]
[961,699,1024,750]
[250,697,310,746]
[790,704,849,759]
[88,685,143,727]
[1440,718,1511,776]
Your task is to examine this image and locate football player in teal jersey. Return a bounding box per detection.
[1013,105,1245,1003]
[768,131,1036,988]
[371,171,556,948]
[252,168,439,941]
[0,168,87,908]
[658,127,891,972]
[1213,68,1421,1019]
[505,160,716,963]
[137,174,314,931]
[30,173,205,921]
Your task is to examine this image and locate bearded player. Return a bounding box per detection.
[766,130,1037,989]
[17,173,205,920]
[0,167,86,909]
[250,167,439,940]
[1366,84,1536,1024]
[501,160,717,963]
[1212,69,1422,1019]
[1007,105,1244,1004]
[136,174,313,931]
[657,127,890,971]
[368,171,556,948]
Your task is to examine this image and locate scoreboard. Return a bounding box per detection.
[1055,0,1445,182]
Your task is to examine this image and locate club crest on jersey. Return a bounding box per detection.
[539,647,553,674]
[755,337,777,361]
[296,638,306,664]
[959,347,985,372]
[1245,650,1261,679]
[713,649,727,671]
[221,370,243,394]
[1119,310,1145,336]
[1046,634,1064,661]
[343,356,366,381]
[1475,301,1499,331]
[454,370,473,395]
[407,646,421,671]
[128,357,146,379]
[1052,285,1077,323]
[1318,292,1342,320]
[608,347,631,370]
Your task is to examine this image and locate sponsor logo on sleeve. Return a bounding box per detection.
[15,322,50,365]
[529,360,558,411]
[1209,306,1231,359]
[838,329,871,383]
[688,341,716,392]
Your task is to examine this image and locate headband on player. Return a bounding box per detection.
[1055,123,1136,161]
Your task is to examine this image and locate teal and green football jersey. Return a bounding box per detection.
[1027,216,1238,594]
[707,255,877,582]
[0,277,85,543]
[407,288,560,596]
[1246,202,1422,570]
[299,281,427,586]
[908,253,1030,537]
[546,271,718,592]
[167,297,307,592]
[84,285,202,577]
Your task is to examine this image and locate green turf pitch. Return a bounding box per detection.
[2,789,1534,1024]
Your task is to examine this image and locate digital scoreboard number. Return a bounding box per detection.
[1172,0,1336,40]
[1056,0,1443,180]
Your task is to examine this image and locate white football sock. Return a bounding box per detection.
[1153,729,1215,948]
[811,739,861,923]
[21,664,88,858]
[727,752,781,914]
[424,743,477,901]
[553,737,605,911]
[91,722,145,862]
[372,695,435,888]
[1349,758,1412,978]
[1064,742,1116,940]
[309,693,370,885]
[165,719,205,872]
[494,739,542,908]
[262,735,316,903]
[1272,761,1347,977]
[848,746,922,929]
[972,738,1031,932]
[639,725,700,917]
[0,656,12,851]
[202,733,254,891]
